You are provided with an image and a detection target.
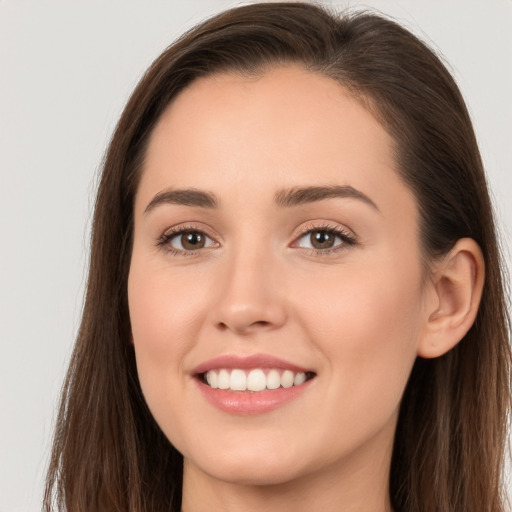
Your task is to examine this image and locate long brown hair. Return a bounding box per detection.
[44,3,511,511]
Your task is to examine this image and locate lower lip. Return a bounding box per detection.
[196,378,313,415]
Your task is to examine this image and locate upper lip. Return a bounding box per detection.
[193,354,313,375]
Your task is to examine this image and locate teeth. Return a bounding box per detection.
[294,372,306,386]
[230,369,247,391]
[247,369,266,391]
[217,369,230,390]
[281,370,294,388]
[204,368,309,392]
[206,370,218,389]
[266,369,281,390]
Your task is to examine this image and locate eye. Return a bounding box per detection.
[294,225,356,253]
[159,228,217,253]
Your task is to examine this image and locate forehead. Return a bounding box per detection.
[137,65,415,223]
[148,66,393,171]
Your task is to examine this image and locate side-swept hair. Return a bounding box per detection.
[44,3,511,511]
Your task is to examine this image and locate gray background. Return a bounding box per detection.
[1,1,511,510]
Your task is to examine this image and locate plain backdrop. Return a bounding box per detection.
[1,1,511,510]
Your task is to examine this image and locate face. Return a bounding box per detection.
[128,66,428,487]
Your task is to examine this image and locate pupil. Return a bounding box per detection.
[182,231,205,250]
[311,230,334,249]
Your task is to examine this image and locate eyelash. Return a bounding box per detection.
[156,224,218,257]
[156,222,357,257]
[295,222,357,256]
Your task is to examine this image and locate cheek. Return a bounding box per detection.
[127,255,206,417]
[128,253,206,354]
[297,255,424,419]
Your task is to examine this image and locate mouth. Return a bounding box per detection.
[198,368,316,392]
[193,354,316,414]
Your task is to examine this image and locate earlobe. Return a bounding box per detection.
[418,238,485,359]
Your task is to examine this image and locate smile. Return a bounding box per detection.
[193,354,316,414]
[202,368,314,392]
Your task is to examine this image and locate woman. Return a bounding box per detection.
[44,2,511,511]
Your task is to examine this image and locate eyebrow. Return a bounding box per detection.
[274,185,379,211]
[144,188,218,214]
[144,184,379,214]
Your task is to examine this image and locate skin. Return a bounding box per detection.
[128,66,484,512]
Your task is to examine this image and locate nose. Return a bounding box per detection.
[209,247,288,335]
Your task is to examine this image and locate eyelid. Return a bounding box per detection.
[291,221,357,254]
[157,223,220,255]
[156,221,357,257]
[294,221,356,238]
[163,221,220,239]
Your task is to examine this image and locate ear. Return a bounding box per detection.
[418,238,485,359]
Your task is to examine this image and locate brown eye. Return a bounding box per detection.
[309,230,335,249]
[181,231,206,250]
[168,230,215,251]
[295,226,354,253]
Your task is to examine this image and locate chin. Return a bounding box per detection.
[203,463,304,487]
[184,442,310,486]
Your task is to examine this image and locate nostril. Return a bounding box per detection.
[252,320,271,327]
[216,319,273,334]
